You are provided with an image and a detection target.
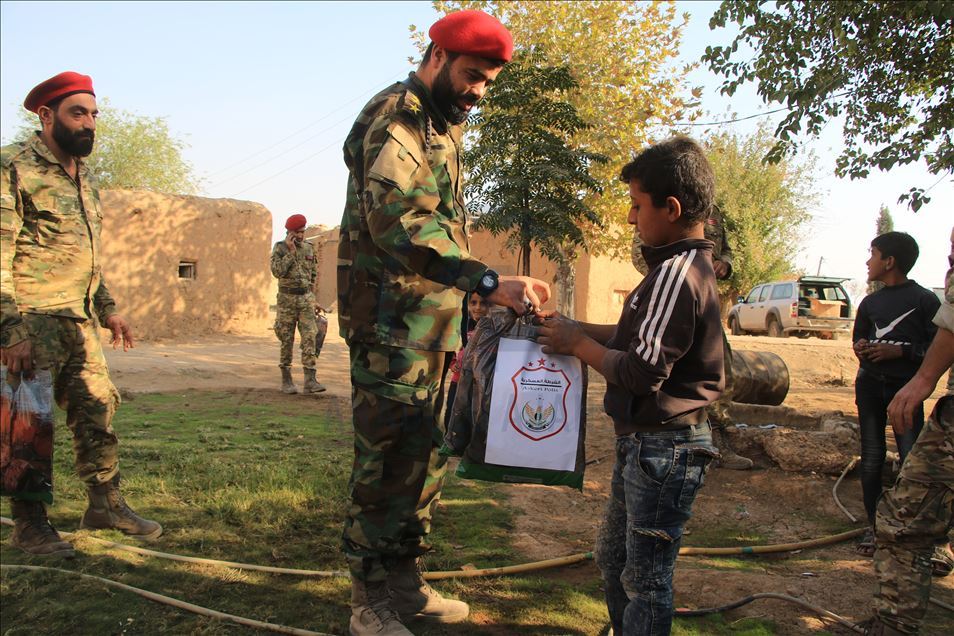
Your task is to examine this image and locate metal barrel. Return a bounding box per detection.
[730,350,790,406]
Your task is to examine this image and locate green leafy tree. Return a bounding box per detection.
[705,123,817,303]
[875,204,895,236]
[466,51,605,314]
[868,204,895,293]
[703,0,953,211]
[14,99,200,194]
[415,0,699,258]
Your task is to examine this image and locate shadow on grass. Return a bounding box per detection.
[1,390,614,635]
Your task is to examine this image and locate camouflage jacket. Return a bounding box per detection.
[631,206,734,279]
[935,256,954,395]
[271,239,317,292]
[337,72,489,351]
[0,134,117,348]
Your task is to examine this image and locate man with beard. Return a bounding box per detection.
[1,72,161,558]
[270,213,325,394]
[337,10,550,635]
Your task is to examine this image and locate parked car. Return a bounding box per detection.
[727,276,853,338]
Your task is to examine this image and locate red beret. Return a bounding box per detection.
[285,214,307,231]
[429,10,513,63]
[24,72,95,113]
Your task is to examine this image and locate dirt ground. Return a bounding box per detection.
[104,330,953,634]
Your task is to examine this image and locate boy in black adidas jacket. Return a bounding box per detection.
[539,136,723,635]
[852,231,939,556]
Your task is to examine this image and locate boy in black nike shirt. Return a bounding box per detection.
[852,231,940,556]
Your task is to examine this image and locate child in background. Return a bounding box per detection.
[443,293,490,430]
[539,136,723,635]
[852,231,940,556]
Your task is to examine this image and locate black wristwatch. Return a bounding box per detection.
[474,269,499,298]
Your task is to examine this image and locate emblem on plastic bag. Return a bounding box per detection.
[509,358,571,441]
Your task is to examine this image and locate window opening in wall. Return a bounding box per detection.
[178,261,197,280]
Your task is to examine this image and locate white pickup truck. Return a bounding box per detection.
[727,276,853,338]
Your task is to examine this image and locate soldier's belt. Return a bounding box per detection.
[279,287,309,295]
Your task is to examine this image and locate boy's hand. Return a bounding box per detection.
[538,312,586,356]
[853,338,870,361]
[865,343,902,362]
[713,260,729,279]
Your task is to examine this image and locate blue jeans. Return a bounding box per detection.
[855,368,925,524]
[596,423,718,636]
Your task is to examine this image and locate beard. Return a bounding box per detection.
[52,114,95,157]
[431,63,479,125]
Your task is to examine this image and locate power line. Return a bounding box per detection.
[206,68,408,179]
[210,110,359,187]
[673,103,794,127]
[231,134,347,197]
[663,90,853,128]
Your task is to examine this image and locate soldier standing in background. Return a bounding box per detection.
[337,10,550,635]
[633,204,753,469]
[271,213,325,395]
[1,72,161,557]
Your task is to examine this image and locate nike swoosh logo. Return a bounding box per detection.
[874,308,916,339]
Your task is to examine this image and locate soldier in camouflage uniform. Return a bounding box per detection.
[337,10,550,636]
[632,205,753,469]
[1,72,161,558]
[271,213,325,394]
[864,226,954,636]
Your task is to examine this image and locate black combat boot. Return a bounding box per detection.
[10,499,75,558]
[80,474,162,540]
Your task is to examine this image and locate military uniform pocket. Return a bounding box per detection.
[367,126,422,193]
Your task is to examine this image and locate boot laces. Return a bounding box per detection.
[108,488,136,517]
[361,584,401,626]
[25,505,62,541]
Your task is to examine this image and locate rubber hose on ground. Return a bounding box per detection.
[675,592,864,633]
[0,564,334,636]
[0,516,865,577]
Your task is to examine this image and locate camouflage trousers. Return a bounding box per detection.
[13,314,121,487]
[873,395,954,633]
[707,328,735,431]
[274,292,318,370]
[342,341,452,583]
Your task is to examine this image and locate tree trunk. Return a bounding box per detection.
[521,240,531,276]
[556,258,576,318]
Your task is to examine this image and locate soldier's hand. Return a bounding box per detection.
[0,339,33,375]
[489,277,551,315]
[888,375,934,435]
[713,260,729,280]
[284,234,298,253]
[105,315,135,352]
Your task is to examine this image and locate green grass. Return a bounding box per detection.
[1,390,780,635]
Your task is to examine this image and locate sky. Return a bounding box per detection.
[2,1,951,298]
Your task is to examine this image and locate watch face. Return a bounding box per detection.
[481,274,495,287]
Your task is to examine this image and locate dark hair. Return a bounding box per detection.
[421,42,505,67]
[871,231,920,274]
[619,136,715,225]
[421,42,461,66]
